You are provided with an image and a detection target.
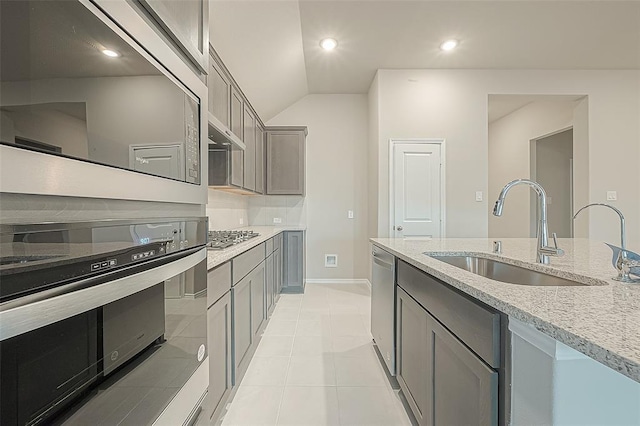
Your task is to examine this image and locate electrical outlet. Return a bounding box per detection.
[348,210,354,219]
[273,217,282,224]
[547,196,553,205]
[239,217,244,225]
[607,191,617,201]
[475,191,483,202]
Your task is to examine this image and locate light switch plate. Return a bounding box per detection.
[475,191,483,202]
[607,191,617,201]
[348,210,354,219]
[273,217,282,224]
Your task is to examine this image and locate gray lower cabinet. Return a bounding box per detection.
[265,127,307,195]
[397,287,429,424]
[275,239,283,296]
[430,317,498,426]
[250,262,265,338]
[207,291,232,420]
[282,231,305,293]
[232,274,252,384]
[396,260,500,426]
[266,251,275,315]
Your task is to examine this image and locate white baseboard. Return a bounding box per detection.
[306,278,371,288]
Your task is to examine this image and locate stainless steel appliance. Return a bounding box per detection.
[0,217,207,426]
[0,0,201,184]
[371,245,397,378]
[207,230,260,250]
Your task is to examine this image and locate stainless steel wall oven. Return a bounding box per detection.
[0,217,207,425]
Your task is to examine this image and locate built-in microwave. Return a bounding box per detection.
[0,0,201,185]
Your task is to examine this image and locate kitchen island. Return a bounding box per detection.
[371,237,640,425]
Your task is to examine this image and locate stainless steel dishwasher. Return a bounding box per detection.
[371,245,396,377]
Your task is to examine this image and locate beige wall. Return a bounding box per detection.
[535,129,574,238]
[206,189,249,230]
[488,99,576,238]
[371,70,640,249]
[268,94,369,280]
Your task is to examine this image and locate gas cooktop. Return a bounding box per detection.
[207,230,260,250]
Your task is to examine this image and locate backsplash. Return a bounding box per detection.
[206,189,249,230]
[248,195,307,227]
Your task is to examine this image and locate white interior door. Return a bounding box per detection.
[393,142,442,238]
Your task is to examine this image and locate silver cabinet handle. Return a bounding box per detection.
[397,226,403,231]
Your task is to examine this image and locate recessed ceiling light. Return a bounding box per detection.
[102,49,121,58]
[440,40,458,51]
[320,38,338,51]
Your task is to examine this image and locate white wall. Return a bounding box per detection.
[371,70,640,249]
[206,189,249,230]
[248,195,306,227]
[268,94,369,280]
[488,99,576,238]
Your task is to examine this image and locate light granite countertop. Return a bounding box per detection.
[370,237,640,383]
[206,226,305,270]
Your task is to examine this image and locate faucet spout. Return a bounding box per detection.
[573,203,626,250]
[493,179,562,264]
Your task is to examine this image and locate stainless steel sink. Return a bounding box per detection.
[429,255,586,286]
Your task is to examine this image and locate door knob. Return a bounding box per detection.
[397,226,403,231]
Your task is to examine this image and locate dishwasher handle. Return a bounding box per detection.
[373,255,394,269]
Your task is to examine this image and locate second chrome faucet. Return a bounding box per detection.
[493,179,564,264]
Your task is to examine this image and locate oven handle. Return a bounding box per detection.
[0,247,206,341]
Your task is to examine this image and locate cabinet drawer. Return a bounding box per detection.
[207,262,231,309]
[266,237,274,255]
[397,260,501,368]
[233,243,265,285]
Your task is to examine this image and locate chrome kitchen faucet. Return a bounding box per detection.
[493,179,564,264]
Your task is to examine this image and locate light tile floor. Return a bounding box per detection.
[218,283,411,426]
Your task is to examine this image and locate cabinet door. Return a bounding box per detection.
[207,292,232,420]
[138,0,207,72]
[230,86,243,141]
[231,149,243,187]
[429,317,498,426]
[250,263,265,337]
[266,130,305,195]
[232,275,252,384]
[274,247,282,297]
[283,231,304,293]
[266,253,274,315]
[243,107,256,191]
[255,125,265,194]
[397,287,430,426]
[208,56,230,129]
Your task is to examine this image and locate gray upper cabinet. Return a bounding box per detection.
[255,124,265,194]
[243,107,256,192]
[208,54,230,129]
[136,0,208,73]
[230,86,244,141]
[266,127,307,195]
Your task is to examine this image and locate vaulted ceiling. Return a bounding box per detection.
[209,0,640,120]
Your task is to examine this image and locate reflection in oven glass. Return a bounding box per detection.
[51,263,207,426]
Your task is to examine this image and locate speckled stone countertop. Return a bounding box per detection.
[370,237,640,383]
[207,226,305,270]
